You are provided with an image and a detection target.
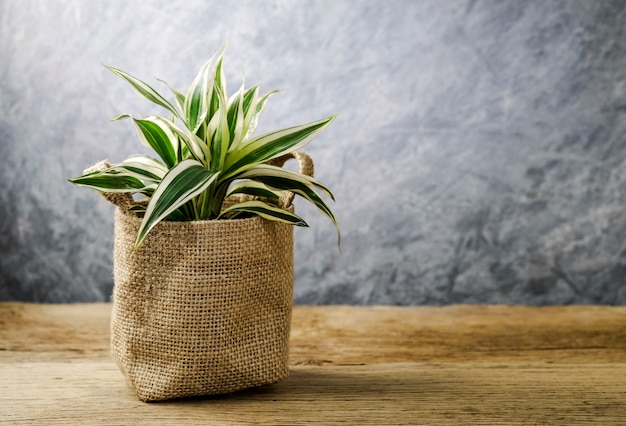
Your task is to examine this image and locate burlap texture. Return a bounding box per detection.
[111,205,294,402]
[89,152,311,401]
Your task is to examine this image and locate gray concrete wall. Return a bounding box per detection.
[1,0,626,304]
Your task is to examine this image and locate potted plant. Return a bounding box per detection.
[69,46,338,402]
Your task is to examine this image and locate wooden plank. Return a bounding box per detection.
[1,303,625,424]
[291,305,626,364]
[0,303,110,361]
[2,303,625,363]
[1,361,624,425]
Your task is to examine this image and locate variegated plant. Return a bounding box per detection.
[69,46,338,249]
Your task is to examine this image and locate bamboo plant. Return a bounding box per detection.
[69,46,338,249]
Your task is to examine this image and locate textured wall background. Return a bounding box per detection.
[1,0,626,304]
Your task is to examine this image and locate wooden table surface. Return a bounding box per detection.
[1,303,625,425]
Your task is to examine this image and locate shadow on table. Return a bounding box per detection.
[159,363,459,405]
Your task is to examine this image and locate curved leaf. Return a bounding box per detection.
[184,45,227,134]
[238,164,335,200]
[156,117,209,165]
[207,85,230,172]
[105,65,181,119]
[68,170,145,193]
[242,88,281,142]
[225,180,281,200]
[243,172,337,224]
[157,78,186,114]
[135,160,219,249]
[222,115,336,179]
[185,59,213,133]
[116,155,168,182]
[226,80,246,152]
[130,117,178,168]
[236,164,339,241]
[218,200,308,226]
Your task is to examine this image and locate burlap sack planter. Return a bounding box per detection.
[99,153,311,402]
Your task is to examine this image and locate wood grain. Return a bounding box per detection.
[1,303,625,425]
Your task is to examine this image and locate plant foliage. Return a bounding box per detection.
[69,46,338,249]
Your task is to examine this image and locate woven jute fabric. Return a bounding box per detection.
[87,152,310,402]
[111,207,294,402]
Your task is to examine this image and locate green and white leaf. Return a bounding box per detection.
[68,170,146,193]
[241,86,259,138]
[184,52,217,134]
[218,200,308,226]
[222,115,336,179]
[157,78,186,115]
[157,117,209,165]
[226,80,246,152]
[104,65,181,119]
[238,165,338,227]
[129,116,179,168]
[116,155,168,182]
[71,47,339,249]
[255,89,280,116]
[135,160,219,249]
[225,180,281,200]
[238,164,335,200]
[208,54,227,121]
[127,204,147,214]
[207,85,230,173]
[242,88,279,142]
